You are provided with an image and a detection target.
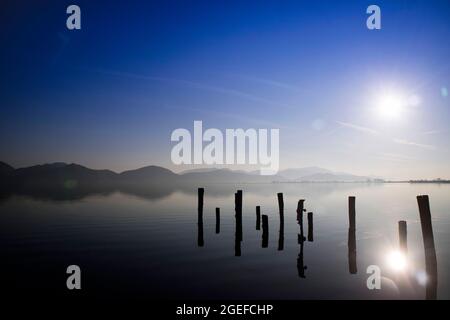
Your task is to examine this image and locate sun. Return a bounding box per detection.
[376,92,406,120]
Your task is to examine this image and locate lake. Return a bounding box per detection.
[1,182,449,300]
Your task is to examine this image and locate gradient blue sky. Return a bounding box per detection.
[0,0,449,179]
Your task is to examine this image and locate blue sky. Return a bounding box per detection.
[0,0,449,179]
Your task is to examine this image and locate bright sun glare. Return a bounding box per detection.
[373,87,421,121]
[387,250,408,271]
[376,93,406,120]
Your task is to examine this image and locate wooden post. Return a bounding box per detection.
[398,220,407,253]
[235,190,243,242]
[417,195,438,300]
[277,193,284,214]
[262,215,269,248]
[307,212,313,242]
[297,200,307,277]
[235,190,243,216]
[197,188,204,247]
[348,196,356,230]
[256,206,261,230]
[347,196,357,273]
[277,193,284,251]
[198,187,204,214]
[297,200,306,241]
[216,208,220,234]
[296,200,305,222]
[235,190,243,256]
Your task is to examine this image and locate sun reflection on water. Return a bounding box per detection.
[386,250,408,271]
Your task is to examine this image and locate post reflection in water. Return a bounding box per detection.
[348,196,357,274]
[278,193,285,251]
[198,218,204,247]
[262,215,269,248]
[307,212,314,242]
[348,227,357,274]
[297,237,307,278]
[197,188,204,247]
[296,200,307,278]
[278,218,284,251]
[235,190,243,256]
[235,211,242,256]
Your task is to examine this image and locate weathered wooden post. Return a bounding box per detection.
[297,200,306,241]
[235,190,243,256]
[277,193,284,214]
[262,214,269,248]
[347,196,357,273]
[417,195,438,300]
[198,187,204,214]
[277,193,284,251]
[216,208,220,234]
[235,190,243,242]
[197,188,204,247]
[398,220,407,253]
[296,200,305,222]
[297,200,307,277]
[348,196,356,230]
[236,190,243,215]
[307,212,313,242]
[256,206,261,230]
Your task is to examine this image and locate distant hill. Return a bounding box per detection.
[0,161,382,190]
[278,167,332,180]
[120,165,179,184]
[180,168,222,174]
[0,161,14,175]
[296,172,372,182]
[12,163,117,188]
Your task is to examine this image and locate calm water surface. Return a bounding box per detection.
[1,183,449,300]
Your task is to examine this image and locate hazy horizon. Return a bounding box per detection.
[2,159,449,181]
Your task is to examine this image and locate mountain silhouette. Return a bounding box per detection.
[12,163,117,188]
[0,161,379,192]
[278,166,332,180]
[295,172,371,182]
[0,161,14,175]
[120,165,179,184]
[0,161,386,202]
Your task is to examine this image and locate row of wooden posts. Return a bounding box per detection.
[198,188,314,252]
[197,188,438,299]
